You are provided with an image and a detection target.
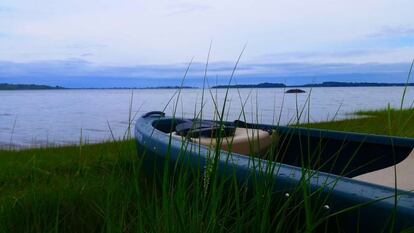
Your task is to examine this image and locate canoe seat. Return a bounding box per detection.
[198,127,273,155]
[174,127,273,155]
[354,149,414,191]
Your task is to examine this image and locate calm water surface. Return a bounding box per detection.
[1,87,413,147]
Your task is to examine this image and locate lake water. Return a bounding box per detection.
[1,87,414,147]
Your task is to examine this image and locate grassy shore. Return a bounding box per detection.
[0,108,413,232]
[1,139,320,233]
[300,108,414,137]
[0,140,142,232]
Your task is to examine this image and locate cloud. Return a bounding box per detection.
[0,1,413,65]
[0,5,13,13]
[80,53,94,57]
[368,26,414,38]
[65,43,108,50]
[0,59,411,87]
[165,2,213,16]
[259,50,373,61]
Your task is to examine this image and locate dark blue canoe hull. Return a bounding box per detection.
[135,113,414,232]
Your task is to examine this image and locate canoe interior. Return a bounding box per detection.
[152,118,414,178]
[273,126,413,177]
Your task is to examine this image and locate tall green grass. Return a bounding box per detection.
[0,141,346,232]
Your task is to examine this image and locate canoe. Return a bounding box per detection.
[135,111,414,232]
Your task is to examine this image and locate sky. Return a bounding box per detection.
[0,0,414,87]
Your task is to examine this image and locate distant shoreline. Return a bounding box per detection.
[0,83,65,90]
[0,83,196,90]
[211,82,414,89]
[1,82,414,90]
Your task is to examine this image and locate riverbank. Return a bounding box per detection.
[0,108,413,232]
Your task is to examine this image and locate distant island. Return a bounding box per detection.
[0,83,65,90]
[2,82,414,90]
[212,82,414,89]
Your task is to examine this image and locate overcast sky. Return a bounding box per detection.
[0,1,413,86]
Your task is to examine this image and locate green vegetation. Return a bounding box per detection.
[0,140,140,232]
[300,108,414,137]
[0,139,338,233]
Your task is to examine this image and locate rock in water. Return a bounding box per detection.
[285,88,306,93]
